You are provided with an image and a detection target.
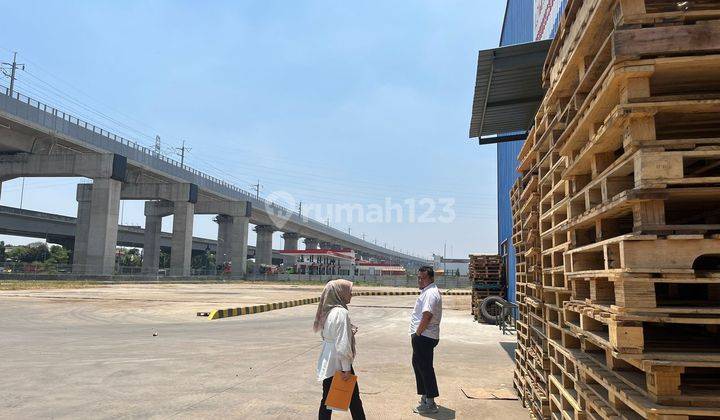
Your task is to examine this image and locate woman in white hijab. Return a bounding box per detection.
[314,279,366,419]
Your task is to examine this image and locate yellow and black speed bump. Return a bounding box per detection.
[207,297,320,320]
[204,290,471,320]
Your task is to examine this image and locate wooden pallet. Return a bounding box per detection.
[473,284,504,292]
[617,0,720,27]
[560,56,720,172]
[517,4,720,420]
[548,351,584,420]
[565,234,720,275]
[573,344,720,418]
[542,0,720,111]
[549,324,720,418]
[568,272,720,312]
[514,103,554,420]
[563,301,720,356]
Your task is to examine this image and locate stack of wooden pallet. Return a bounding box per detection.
[469,254,505,320]
[512,157,550,418]
[513,1,720,419]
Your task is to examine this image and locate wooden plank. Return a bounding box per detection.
[613,21,720,62]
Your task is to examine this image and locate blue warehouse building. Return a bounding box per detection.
[469,0,567,303]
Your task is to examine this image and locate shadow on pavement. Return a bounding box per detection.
[417,405,456,419]
[499,341,516,361]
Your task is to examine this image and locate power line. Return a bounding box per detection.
[174,140,191,166]
[0,52,479,255]
[188,149,495,205]
[1,52,24,96]
[251,180,262,200]
[3,53,195,157]
[191,146,493,200]
[18,72,158,148]
[1,52,26,210]
[8,55,490,216]
[12,50,172,140]
[11,78,159,153]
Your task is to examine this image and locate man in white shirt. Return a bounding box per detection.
[409,266,442,414]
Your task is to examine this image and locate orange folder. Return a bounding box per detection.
[325,371,358,411]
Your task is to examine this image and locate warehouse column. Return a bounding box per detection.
[142,210,163,275]
[228,215,249,276]
[170,201,194,276]
[85,178,122,275]
[72,184,92,273]
[254,225,275,267]
[304,237,319,250]
[282,232,299,266]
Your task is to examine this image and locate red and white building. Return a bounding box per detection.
[278,249,356,275]
[277,248,407,276]
[355,261,406,276]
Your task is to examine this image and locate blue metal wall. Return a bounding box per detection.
[495,0,567,303]
[497,0,534,304]
[500,0,533,46]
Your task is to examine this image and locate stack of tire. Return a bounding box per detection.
[478,296,509,324]
[468,254,506,323]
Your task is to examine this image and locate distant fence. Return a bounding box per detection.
[248,273,471,289]
[0,266,470,288]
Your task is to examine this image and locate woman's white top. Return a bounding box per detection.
[316,307,354,381]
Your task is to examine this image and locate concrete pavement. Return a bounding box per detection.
[0,284,528,419]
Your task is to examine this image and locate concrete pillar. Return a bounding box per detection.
[215,215,232,267]
[85,178,122,275]
[72,185,92,273]
[228,216,249,276]
[282,232,299,266]
[254,225,275,267]
[142,213,162,275]
[170,201,194,276]
[304,237,319,250]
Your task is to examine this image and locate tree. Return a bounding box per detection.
[192,249,215,270]
[159,249,170,269]
[118,248,142,267]
[8,242,50,263]
[48,245,70,264]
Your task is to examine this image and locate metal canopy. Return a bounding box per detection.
[468,39,551,144]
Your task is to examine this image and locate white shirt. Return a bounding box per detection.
[316,307,354,382]
[409,282,442,339]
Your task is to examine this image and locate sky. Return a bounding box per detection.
[0,1,506,260]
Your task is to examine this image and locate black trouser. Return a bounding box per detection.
[319,368,366,420]
[411,333,440,398]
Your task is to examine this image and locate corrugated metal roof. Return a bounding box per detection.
[468,39,551,140]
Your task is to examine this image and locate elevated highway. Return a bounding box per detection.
[0,87,429,275]
[0,205,287,261]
